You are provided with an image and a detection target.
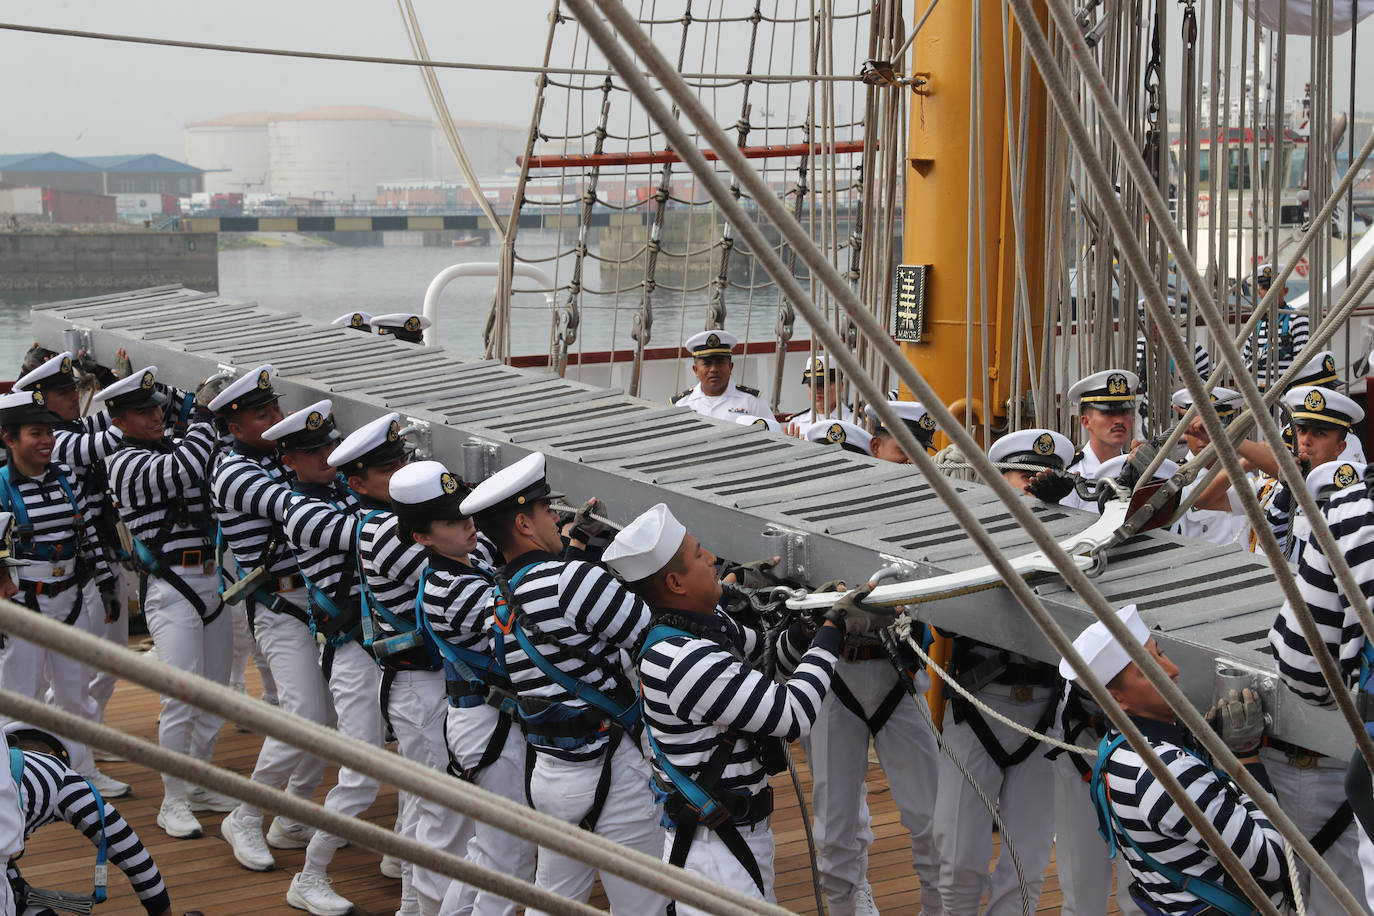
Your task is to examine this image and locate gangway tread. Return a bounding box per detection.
[29,287,1343,756]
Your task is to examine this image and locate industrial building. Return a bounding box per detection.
[184,111,281,196]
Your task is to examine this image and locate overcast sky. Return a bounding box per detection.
[0,1,1368,162]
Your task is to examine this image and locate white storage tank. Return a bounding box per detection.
[184,111,280,196]
[267,105,434,203]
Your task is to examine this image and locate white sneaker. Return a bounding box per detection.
[379,855,402,879]
[92,748,126,763]
[854,881,881,916]
[287,871,355,916]
[157,795,203,839]
[267,816,315,849]
[187,785,238,813]
[84,768,131,799]
[221,810,275,872]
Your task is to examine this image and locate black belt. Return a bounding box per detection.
[166,547,213,568]
[1263,736,1325,766]
[663,784,774,830]
[19,576,81,598]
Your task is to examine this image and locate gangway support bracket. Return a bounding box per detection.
[62,329,92,361]
[1214,660,1281,726]
[461,439,502,484]
[403,418,434,462]
[762,525,810,582]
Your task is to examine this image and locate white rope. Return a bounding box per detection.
[1286,839,1308,916]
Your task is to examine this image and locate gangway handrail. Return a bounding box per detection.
[422,261,557,347]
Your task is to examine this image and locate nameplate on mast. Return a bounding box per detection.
[892,264,928,342]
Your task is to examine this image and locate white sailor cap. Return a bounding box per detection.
[734,414,781,433]
[372,313,432,343]
[864,400,938,449]
[1256,262,1284,286]
[1282,385,1365,431]
[0,512,28,568]
[988,428,1074,472]
[263,399,340,451]
[327,412,411,473]
[207,364,280,415]
[460,452,564,518]
[332,311,373,332]
[1067,369,1139,410]
[1170,386,1243,418]
[1287,350,1340,390]
[92,366,168,412]
[685,329,738,358]
[1097,452,1179,483]
[1306,459,1365,506]
[602,503,688,583]
[14,351,76,393]
[0,390,63,427]
[804,420,872,455]
[1060,604,1150,683]
[389,460,470,523]
[800,355,838,384]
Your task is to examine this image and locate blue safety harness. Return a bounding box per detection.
[0,465,82,563]
[413,564,503,704]
[1090,733,1261,916]
[9,748,108,904]
[356,509,440,669]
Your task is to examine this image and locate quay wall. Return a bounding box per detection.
[0,232,219,292]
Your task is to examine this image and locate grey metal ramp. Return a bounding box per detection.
[30,286,1347,757]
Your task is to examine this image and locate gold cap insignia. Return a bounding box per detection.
[1336,464,1359,489]
[705,333,720,348]
[752,418,769,429]
[305,411,324,431]
[404,316,421,332]
[386,420,401,442]
[1033,432,1055,455]
[1260,264,1274,281]
[31,390,44,406]
[1305,389,1326,412]
[1107,373,1129,396]
[440,472,459,495]
[256,369,272,390]
[140,370,155,390]
[59,356,72,375]
[919,414,937,431]
[825,423,846,444]
[351,313,366,328]
[1324,354,1336,373]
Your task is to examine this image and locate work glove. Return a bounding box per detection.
[723,558,784,590]
[1208,687,1265,755]
[99,582,121,623]
[112,348,132,380]
[823,585,897,635]
[194,371,233,410]
[569,498,608,543]
[1026,470,1076,504]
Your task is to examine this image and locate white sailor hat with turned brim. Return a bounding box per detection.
[0,390,63,427]
[734,414,782,433]
[207,364,280,416]
[372,313,432,343]
[91,366,168,413]
[1170,386,1244,418]
[263,399,340,452]
[328,412,411,473]
[1283,385,1365,431]
[1060,604,1150,683]
[389,460,471,523]
[685,329,739,359]
[1097,452,1179,483]
[1306,459,1365,506]
[988,428,1074,472]
[804,420,872,456]
[602,503,687,583]
[1067,368,1139,410]
[15,351,77,393]
[459,452,564,519]
[1286,350,1341,390]
[800,355,838,384]
[865,400,939,450]
[332,311,373,332]
[0,513,29,568]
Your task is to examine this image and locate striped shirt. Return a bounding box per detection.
[282,479,363,612]
[490,549,653,761]
[419,554,497,654]
[52,413,122,474]
[1242,310,1311,387]
[106,423,220,559]
[639,614,840,798]
[357,505,427,639]
[1135,336,1212,404]
[1,462,112,588]
[1268,483,1374,707]
[212,443,299,579]
[12,750,170,915]
[1098,717,1286,913]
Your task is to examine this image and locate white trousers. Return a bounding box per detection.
[237,595,330,821]
[1259,747,1372,915]
[303,640,384,875]
[88,570,132,721]
[805,658,943,915]
[1052,751,1143,915]
[0,581,99,775]
[143,569,231,798]
[933,684,1057,916]
[438,702,537,916]
[526,736,667,916]
[667,819,776,916]
[387,668,452,916]
[231,601,277,701]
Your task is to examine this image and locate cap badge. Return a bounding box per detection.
[440,472,460,495]
[305,411,324,431]
[752,418,769,429]
[705,333,720,348]
[404,316,421,332]
[1324,354,1336,373]
[140,370,155,390]
[31,390,44,406]
[386,420,401,442]
[351,313,366,328]
[59,356,72,375]
[1107,373,1128,396]
[256,369,271,390]
[1305,389,1327,412]
[1336,463,1359,489]
[1033,432,1055,455]
[825,423,846,444]
[919,414,937,431]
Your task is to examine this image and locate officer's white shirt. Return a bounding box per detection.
[1061,441,1122,511]
[1172,449,1246,548]
[789,404,859,436]
[673,383,772,421]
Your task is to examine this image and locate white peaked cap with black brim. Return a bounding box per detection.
[459,452,564,518]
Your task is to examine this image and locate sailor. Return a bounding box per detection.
[209,365,326,871]
[733,414,782,433]
[609,503,867,913]
[462,452,668,914]
[803,420,872,456]
[1070,606,1289,915]
[988,428,1074,493]
[669,330,772,421]
[330,413,434,916]
[3,727,173,916]
[331,311,373,333]
[0,388,126,802]
[863,400,938,464]
[102,367,231,839]
[1133,296,1210,423]
[1286,349,1341,392]
[785,355,859,433]
[372,313,432,344]
[397,459,536,916]
[1061,369,1140,510]
[1243,262,1310,389]
[1166,387,1249,547]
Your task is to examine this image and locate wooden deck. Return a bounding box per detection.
[20,656,1124,915]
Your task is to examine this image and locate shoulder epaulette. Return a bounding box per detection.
[670,387,694,404]
[1071,448,1084,467]
[736,385,760,396]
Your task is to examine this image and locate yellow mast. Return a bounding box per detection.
[901,0,1050,442]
